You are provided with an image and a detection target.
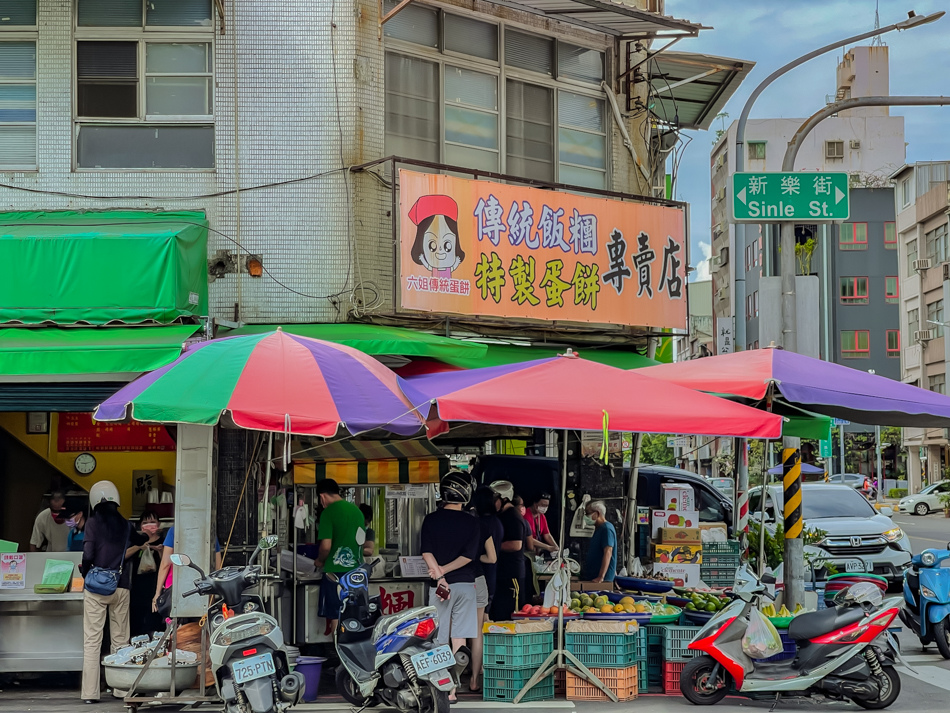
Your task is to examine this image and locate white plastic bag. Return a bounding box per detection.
[742,607,782,659]
[542,568,573,608]
[137,546,157,574]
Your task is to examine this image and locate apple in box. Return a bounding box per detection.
[651,509,699,539]
[661,483,696,512]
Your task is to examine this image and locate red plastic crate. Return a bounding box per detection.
[663,661,688,695]
[566,665,638,702]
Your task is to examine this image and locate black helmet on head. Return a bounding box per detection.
[440,470,473,504]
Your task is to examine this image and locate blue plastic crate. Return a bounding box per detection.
[647,653,663,684]
[483,631,553,668]
[483,667,554,702]
[753,633,797,663]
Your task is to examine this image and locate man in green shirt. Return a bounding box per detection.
[315,479,365,631]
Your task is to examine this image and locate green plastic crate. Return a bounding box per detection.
[483,631,553,668]
[662,625,703,661]
[647,653,663,684]
[483,667,554,702]
[702,542,741,556]
[565,629,645,668]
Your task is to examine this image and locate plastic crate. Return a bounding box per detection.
[662,624,703,661]
[565,629,645,668]
[753,632,797,663]
[662,661,687,695]
[483,667,554,702]
[566,665,638,702]
[555,668,565,696]
[483,631,553,668]
[647,653,663,684]
[702,542,741,556]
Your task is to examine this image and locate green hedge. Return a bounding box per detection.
[888,488,908,498]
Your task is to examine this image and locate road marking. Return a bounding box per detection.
[900,664,950,692]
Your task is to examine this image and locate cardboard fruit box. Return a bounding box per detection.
[660,527,702,544]
[651,510,699,538]
[654,543,702,564]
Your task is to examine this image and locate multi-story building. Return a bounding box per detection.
[710,46,905,361]
[893,161,950,490]
[675,279,712,362]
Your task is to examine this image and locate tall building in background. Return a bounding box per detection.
[892,161,950,491]
[675,280,713,362]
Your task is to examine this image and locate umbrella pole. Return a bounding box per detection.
[758,441,770,577]
[261,432,274,614]
[514,429,617,703]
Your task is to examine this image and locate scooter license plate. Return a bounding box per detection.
[232,652,276,685]
[411,646,456,677]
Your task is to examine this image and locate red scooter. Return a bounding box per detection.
[681,566,907,709]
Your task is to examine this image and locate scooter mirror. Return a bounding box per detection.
[259,535,279,550]
[761,573,776,585]
[356,528,366,546]
[170,554,192,567]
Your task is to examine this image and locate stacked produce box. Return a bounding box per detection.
[563,620,644,700]
[481,621,555,702]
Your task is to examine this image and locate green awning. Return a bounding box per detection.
[777,402,833,441]
[226,323,488,361]
[0,211,209,325]
[0,326,199,381]
[440,342,660,370]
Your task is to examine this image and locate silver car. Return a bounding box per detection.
[749,483,911,582]
[897,480,950,515]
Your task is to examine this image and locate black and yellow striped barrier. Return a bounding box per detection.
[783,448,803,539]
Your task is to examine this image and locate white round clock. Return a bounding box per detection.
[74,452,97,475]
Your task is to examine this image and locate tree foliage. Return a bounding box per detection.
[641,433,675,467]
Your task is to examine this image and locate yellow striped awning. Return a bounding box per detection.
[292,438,448,485]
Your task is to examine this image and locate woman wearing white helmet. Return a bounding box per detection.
[80,481,148,704]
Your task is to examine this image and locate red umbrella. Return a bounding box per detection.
[399,351,782,438]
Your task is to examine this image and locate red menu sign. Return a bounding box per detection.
[58,413,176,452]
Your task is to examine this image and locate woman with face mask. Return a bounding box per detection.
[129,510,165,636]
[65,501,88,552]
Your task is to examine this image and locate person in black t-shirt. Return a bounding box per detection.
[489,480,529,621]
[420,472,480,702]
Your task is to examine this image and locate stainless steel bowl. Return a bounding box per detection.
[103,662,199,693]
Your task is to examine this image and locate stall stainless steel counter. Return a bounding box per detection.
[293,575,430,644]
[0,552,83,673]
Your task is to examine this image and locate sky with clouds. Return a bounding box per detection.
[666,0,950,281]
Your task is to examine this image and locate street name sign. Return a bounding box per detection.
[732,172,850,222]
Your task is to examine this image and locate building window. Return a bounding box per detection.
[839,276,869,304]
[74,0,214,169]
[884,222,897,249]
[886,330,900,357]
[885,276,899,304]
[745,291,759,319]
[909,307,919,343]
[0,0,35,27]
[745,244,752,272]
[928,299,945,337]
[841,330,870,358]
[747,141,766,161]
[384,5,607,188]
[825,140,844,159]
[930,374,946,395]
[751,238,760,267]
[840,223,868,250]
[0,42,36,169]
[901,176,912,208]
[907,238,918,277]
[925,223,949,264]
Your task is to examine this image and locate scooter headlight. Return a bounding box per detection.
[922,586,937,598]
[922,551,938,567]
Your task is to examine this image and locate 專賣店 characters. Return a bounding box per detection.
[409,194,466,278]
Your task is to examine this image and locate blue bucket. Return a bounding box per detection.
[295,656,326,702]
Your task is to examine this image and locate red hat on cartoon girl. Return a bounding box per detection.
[408,195,458,225]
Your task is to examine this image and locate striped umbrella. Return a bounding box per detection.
[95,329,423,438]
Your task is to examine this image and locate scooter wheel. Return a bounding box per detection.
[680,655,730,705]
[335,666,379,707]
[934,619,950,659]
[853,665,901,709]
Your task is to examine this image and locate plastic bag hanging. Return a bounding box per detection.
[742,607,783,659]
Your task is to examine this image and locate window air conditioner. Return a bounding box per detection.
[915,329,936,342]
[716,187,726,201]
[713,222,724,235]
[850,140,861,150]
[914,258,933,271]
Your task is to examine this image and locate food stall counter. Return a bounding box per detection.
[0,552,84,673]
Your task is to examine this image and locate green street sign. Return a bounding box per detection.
[819,439,832,459]
[732,172,850,222]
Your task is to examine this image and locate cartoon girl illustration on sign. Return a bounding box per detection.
[409,194,466,278]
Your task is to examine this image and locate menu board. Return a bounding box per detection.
[58,413,176,452]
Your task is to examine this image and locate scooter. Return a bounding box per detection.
[171,535,305,713]
[328,559,458,713]
[900,544,950,658]
[680,564,908,710]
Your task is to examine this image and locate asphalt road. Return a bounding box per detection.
[893,510,950,553]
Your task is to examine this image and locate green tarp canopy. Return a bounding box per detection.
[0,211,209,325]
[441,342,660,370]
[225,323,488,361]
[0,326,199,379]
[776,401,833,441]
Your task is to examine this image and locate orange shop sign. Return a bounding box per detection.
[398,170,687,329]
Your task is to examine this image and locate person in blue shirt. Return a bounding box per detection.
[65,500,88,553]
[152,526,222,615]
[584,501,617,583]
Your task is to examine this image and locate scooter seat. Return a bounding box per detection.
[373,613,408,640]
[787,605,865,641]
